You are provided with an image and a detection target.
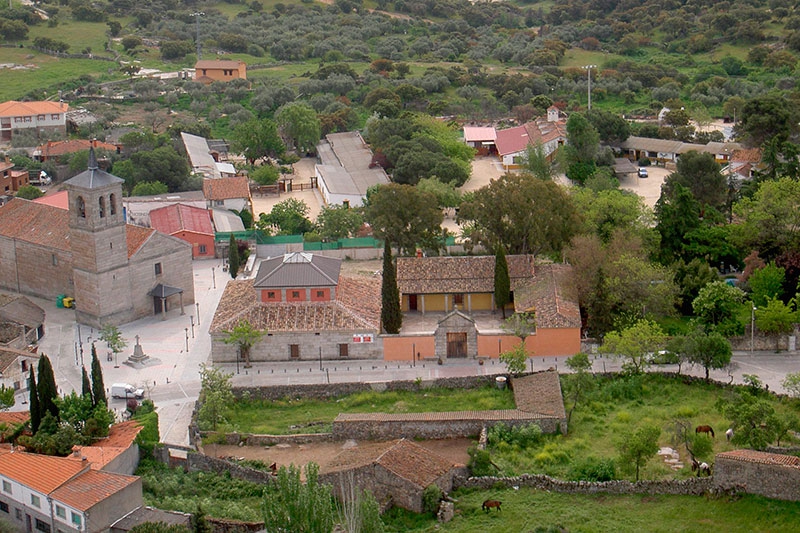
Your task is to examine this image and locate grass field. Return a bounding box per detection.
[383,487,800,532]
[212,385,516,435]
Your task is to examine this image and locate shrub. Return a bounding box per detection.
[488,422,544,449]
[638,157,651,166]
[422,484,443,515]
[568,456,617,481]
[467,446,495,476]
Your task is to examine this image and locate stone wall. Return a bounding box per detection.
[186,452,276,485]
[457,474,713,496]
[331,413,561,441]
[232,374,503,401]
[714,456,800,501]
[212,330,383,364]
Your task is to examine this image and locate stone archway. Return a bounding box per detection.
[434,308,477,360]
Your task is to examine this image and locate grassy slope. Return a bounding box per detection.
[216,385,516,434]
[384,488,800,532]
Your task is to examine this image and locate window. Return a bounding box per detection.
[77,196,86,218]
[199,244,207,254]
[214,200,224,206]
[338,344,348,358]
[21,361,27,372]
[23,117,31,123]
[316,290,324,298]
[109,193,116,215]
[154,263,162,276]
[453,293,464,305]
[13,118,21,123]
[2,480,10,493]
[0,501,8,513]
[289,344,300,358]
[292,291,300,298]
[37,115,45,121]
[55,506,65,519]
[30,494,40,508]
[35,518,50,533]
[98,196,105,218]
[267,291,276,299]
[51,114,60,120]
[51,254,58,266]
[15,508,21,520]
[70,513,81,527]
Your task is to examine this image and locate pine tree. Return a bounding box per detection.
[36,355,59,422]
[494,245,511,319]
[81,366,92,399]
[91,348,107,407]
[380,241,402,334]
[228,234,240,279]
[28,368,40,434]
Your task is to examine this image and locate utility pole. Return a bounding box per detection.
[583,65,597,111]
[190,12,205,60]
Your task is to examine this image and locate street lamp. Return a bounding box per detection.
[185,328,189,352]
[583,65,597,111]
[751,304,757,353]
[211,267,216,290]
[190,316,195,338]
[196,302,200,326]
[190,12,205,60]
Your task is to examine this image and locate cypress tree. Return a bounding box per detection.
[494,245,511,319]
[91,348,107,407]
[380,241,402,334]
[81,366,92,399]
[36,355,59,422]
[28,368,40,434]
[228,234,240,279]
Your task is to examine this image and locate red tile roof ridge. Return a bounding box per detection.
[717,449,800,467]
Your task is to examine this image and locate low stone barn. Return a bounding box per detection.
[0,294,45,348]
[714,449,800,501]
[319,439,466,513]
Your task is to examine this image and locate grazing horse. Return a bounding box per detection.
[695,425,715,438]
[691,459,712,477]
[482,500,502,512]
[726,428,734,442]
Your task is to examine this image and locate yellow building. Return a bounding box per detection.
[194,60,247,84]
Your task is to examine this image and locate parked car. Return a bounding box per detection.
[638,167,649,178]
[111,383,144,399]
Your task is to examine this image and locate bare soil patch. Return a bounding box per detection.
[201,437,472,472]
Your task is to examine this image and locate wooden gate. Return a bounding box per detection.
[447,332,467,358]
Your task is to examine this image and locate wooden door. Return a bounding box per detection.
[447,332,467,358]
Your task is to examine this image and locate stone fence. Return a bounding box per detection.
[456,473,713,496]
[233,374,504,401]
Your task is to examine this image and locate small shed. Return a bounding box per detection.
[714,449,800,501]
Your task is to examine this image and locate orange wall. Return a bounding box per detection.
[383,335,436,361]
[174,231,215,259]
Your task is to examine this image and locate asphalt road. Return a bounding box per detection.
[11,259,800,446]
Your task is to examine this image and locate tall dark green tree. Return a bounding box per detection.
[81,367,92,399]
[494,245,511,319]
[37,355,59,422]
[91,348,107,407]
[29,368,41,434]
[228,234,240,279]
[381,241,402,334]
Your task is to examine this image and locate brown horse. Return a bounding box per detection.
[695,425,715,438]
[482,500,502,512]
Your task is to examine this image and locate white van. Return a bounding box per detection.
[111,383,144,399]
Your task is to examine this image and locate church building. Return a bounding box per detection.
[0,149,194,327]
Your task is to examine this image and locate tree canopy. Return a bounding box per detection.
[363,183,444,255]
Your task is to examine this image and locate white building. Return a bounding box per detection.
[315,132,390,207]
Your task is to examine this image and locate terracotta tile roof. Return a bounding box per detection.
[323,439,459,488]
[0,100,68,118]
[150,203,214,236]
[495,118,567,156]
[396,255,535,295]
[195,60,245,70]
[0,198,154,258]
[0,450,88,493]
[73,421,144,469]
[717,449,800,467]
[202,177,250,201]
[463,126,496,143]
[0,161,12,173]
[513,263,581,328]
[732,148,762,163]
[511,371,566,418]
[0,412,29,426]
[209,277,380,333]
[35,139,117,159]
[0,347,38,373]
[0,294,45,327]
[0,198,71,250]
[50,469,139,511]
[126,224,154,257]
[33,190,69,210]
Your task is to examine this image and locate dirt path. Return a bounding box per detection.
[201,437,472,473]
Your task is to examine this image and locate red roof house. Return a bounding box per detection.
[33,139,119,162]
[149,203,215,258]
[495,107,567,169]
